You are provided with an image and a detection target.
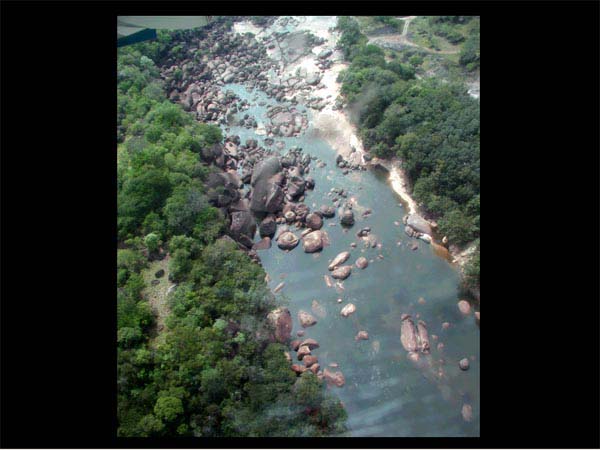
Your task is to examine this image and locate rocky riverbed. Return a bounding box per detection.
[157,16,479,437]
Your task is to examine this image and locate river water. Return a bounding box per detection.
[221,83,480,437]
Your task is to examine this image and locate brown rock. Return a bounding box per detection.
[277,231,299,250]
[461,404,473,422]
[291,364,307,375]
[323,368,345,387]
[302,230,324,253]
[305,213,323,230]
[417,320,430,353]
[266,307,293,343]
[303,355,318,368]
[299,338,320,350]
[297,345,311,360]
[290,340,302,351]
[310,363,320,374]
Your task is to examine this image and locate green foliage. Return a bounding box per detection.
[117,34,347,437]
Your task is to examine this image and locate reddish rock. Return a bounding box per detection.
[355,256,368,269]
[266,307,292,343]
[323,368,345,387]
[458,300,471,315]
[303,355,318,368]
[298,310,317,328]
[299,338,320,350]
[310,363,320,374]
[297,345,311,360]
[290,340,302,351]
[340,303,356,317]
[291,364,307,375]
[355,331,369,341]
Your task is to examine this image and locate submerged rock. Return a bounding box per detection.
[311,299,327,318]
[328,251,351,270]
[458,300,471,315]
[355,331,369,341]
[323,368,345,387]
[303,355,318,368]
[461,404,473,422]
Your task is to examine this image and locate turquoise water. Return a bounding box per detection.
[222,83,480,437]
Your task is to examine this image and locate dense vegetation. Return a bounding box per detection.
[117,31,346,437]
[336,17,480,289]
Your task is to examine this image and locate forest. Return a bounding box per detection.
[335,17,480,290]
[117,32,346,437]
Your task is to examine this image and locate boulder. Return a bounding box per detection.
[297,345,312,360]
[310,363,320,374]
[305,213,323,230]
[355,331,369,341]
[298,310,317,328]
[230,211,256,247]
[303,355,318,368]
[340,208,355,226]
[355,256,368,269]
[291,364,307,375]
[406,214,432,235]
[252,237,271,250]
[277,231,299,250]
[340,303,356,317]
[290,340,302,351]
[302,230,324,253]
[458,300,471,315]
[250,157,284,213]
[267,307,293,343]
[320,205,335,218]
[459,358,470,371]
[323,368,345,387]
[417,320,430,353]
[331,265,352,280]
[400,314,419,352]
[328,251,350,271]
[299,338,320,350]
[259,215,277,237]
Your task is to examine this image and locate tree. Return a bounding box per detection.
[154,396,184,423]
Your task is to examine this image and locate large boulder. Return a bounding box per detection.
[297,345,312,360]
[302,230,325,253]
[458,300,471,315]
[277,231,300,250]
[400,314,418,352]
[320,205,335,218]
[298,310,317,328]
[302,355,318,368]
[406,214,432,236]
[331,265,352,280]
[229,211,256,248]
[328,251,350,270]
[250,157,284,213]
[267,307,293,343]
[299,338,320,350]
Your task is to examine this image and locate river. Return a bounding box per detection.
[219,81,480,437]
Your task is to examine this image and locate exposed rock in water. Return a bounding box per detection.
[305,212,323,230]
[320,205,335,218]
[300,338,320,350]
[417,320,430,354]
[475,311,480,321]
[302,230,324,253]
[259,215,277,237]
[331,265,352,280]
[461,404,473,422]
[406,214,433,235]
[458,300,471,315]
[400,314,419,352]
[273,282,285,293]
[355,331,369,341]
[252,237,271,250]
[459,358,470,371]
[340,208,355,227]
[277,231,299,250]
[297,345,312,360]
[267,307,292,343]
[303,355,318,368]
[291,364,307,375]
[323,368,345,387]
[355,256,368,269]
[290,340,302,351]
[340,303,356,317]
[298,310,317,328]
[328,251,350,270]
